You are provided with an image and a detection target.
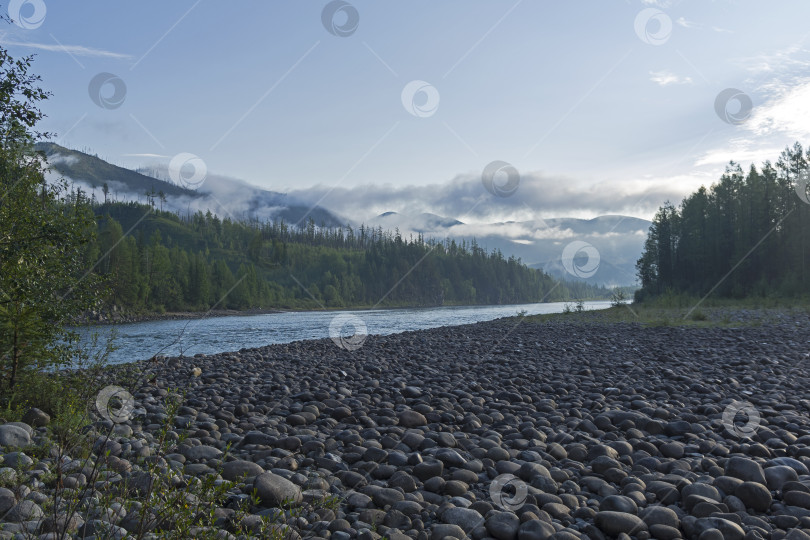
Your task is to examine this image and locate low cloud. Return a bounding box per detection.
[286,171,689,225]
[676,17,700,29]
[649,70,693,86]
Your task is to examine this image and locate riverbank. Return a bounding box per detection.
[2,309,810,538]
[76,298,615,326]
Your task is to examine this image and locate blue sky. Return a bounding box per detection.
[3,0,810,221]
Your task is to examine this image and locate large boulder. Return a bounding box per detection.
[725,457,766,485]
[222,460,264,481]
[0,424,30,449]
[254,472,302,507]
[22,408,50,427]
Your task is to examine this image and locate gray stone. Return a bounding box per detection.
[0,425,30,449]
[21,408,49,428]
[600,495,638,514]
[518,519,556,540]
[222,460,264,481]
[734,481,772,511]
[641,505,680,528]
[725,457,767,485]
[5,500,43,522]
[254,472,302,506]
[783,490,810,509]
[181,445,222,461]
[486,510,521,540]
[442,507,484,531]
[595,511,648,536]
[431,523,467,539]
[398,410,427,427]
[0,487,15,515]
[1,452,32,469]
[764,465,798,491]
[693,517,744,540]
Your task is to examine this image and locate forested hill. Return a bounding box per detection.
[636,142,810,301]
[86,199,609,314]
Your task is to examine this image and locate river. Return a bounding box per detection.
[78,301,612,364]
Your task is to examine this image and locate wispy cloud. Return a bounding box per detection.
[676,17,700,29]
[122,153,170,158]
[697,42,810,169]
[737,41,810,75]
[0,35,131,59]
[286,171,692,224]
[649,70,693,86]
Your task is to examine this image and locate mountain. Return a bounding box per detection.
[36,143,344,227]
[37,143,648,286]
[361,212,649,287]
[369,211,463,232]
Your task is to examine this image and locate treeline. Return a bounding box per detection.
[636,142,810,301]
[84,200,609,313]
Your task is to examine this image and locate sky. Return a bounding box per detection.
[3,0,810,223]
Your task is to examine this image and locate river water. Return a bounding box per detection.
[78,301,611,365]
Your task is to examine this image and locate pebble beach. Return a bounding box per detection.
[2,312,810,539]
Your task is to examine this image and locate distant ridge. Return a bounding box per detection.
[36,142,345,227]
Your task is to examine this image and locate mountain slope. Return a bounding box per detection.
[37,143,344,227]
[36,142,195,198]
[359,212,650,287]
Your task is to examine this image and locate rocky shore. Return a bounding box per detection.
[3,312,810,539]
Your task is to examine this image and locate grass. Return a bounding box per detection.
[521,297,810,328]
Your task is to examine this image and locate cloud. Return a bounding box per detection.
[737,41,810,75]
[122,153,170,158]
[746,78,810,140]
[694,138,783,167]
[649,70,693,86]
[0,35,131,59]
[285,171,692,225]
[675,17,700,29]
[697,43,810,169]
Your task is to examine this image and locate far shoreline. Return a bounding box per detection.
[76,299,612,327]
